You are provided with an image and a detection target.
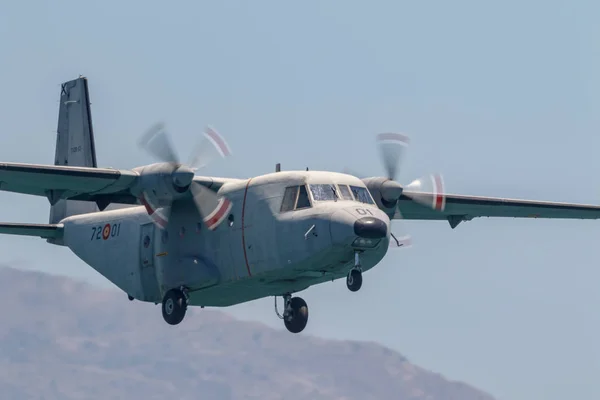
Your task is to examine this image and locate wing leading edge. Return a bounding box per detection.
[396,191,600,228]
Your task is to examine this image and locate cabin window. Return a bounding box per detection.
[281,186,299,212]
[350,185,375,204]
[309,184,339,201]
[337,184,354,200]
[296,185,311,209]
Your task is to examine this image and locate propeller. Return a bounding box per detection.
[343,132,446,248]
[137,122,233,231]
[375,132,446,212]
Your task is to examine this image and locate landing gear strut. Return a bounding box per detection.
[162,286,188,325]
[275,294,309,334]
[346,252,363,292]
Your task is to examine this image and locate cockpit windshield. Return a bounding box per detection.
[281,182,375,212]
[309,184,338,201]
[350,185,375,204]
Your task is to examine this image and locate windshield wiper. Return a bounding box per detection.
[330,185,338,201]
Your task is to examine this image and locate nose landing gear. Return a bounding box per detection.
[346,251,363,292]
[275,294,309,334]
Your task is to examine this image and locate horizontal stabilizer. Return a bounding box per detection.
[0,223,63,239]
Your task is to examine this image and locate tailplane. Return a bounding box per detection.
[48,76,99,224]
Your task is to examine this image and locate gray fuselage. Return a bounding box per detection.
[59,171,391,307]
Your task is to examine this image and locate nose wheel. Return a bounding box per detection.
[275,294,309,334]
[162,287,188,325]
[346,251,363,292]
[346,269,363,292]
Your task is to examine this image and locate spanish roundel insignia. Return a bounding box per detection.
[102,224,111,240]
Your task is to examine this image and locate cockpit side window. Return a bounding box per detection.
[280,184,312,212]
[280,186,299,212]
[350,185,375,205]
[309,184,339,201]
[337,184,354,200]
[296,185,311,209]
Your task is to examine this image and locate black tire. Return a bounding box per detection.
[162,289,187,325]
[346,269,363,292]
[284,297,309,334]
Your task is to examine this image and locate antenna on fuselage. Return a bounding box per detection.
[276,163,281,172]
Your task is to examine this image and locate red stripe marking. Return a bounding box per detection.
[139,194,167,228]
[241,178,253,277]
[433,175,444,211]
[205,198,231,229]
[205,127,231,157]
[139,195,155,215]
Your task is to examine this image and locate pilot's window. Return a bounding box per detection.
[281,186,299,212]
[309,184,338,201]
[296,185,311,209]
[337,184,354,200]
[350,185,375,204]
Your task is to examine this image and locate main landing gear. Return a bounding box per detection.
[162,286,189,325]
[346,252,363,292]
[275,294,309,334]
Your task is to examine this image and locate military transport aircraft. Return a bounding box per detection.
[1,76,600,334]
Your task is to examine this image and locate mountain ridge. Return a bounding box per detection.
[0,266,496,400]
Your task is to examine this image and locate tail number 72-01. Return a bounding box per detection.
[91,223,122,241]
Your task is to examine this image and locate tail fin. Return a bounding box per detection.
[48,76,99,224]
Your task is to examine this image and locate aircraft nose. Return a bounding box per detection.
[353,216,387,239]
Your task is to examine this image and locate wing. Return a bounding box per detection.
[0,162,237,209]
[0,162,139,206]
[396,191,600,228]
[0,223,63,239]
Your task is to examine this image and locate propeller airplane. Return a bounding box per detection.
[1,76,600,334]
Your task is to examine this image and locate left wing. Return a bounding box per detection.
[395,192,600,228]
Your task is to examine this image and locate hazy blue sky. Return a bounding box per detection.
[1,1,599,399]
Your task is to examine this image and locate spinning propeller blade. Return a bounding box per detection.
[190,181,233,230]
[137,122,233,230]
[138,122,180,166]
[403,173,446,212]
[376,132,409,181]
[375,132,446,213]
[188,126,232,170]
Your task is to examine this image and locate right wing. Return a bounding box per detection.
[396,191,600,228]
[0,223,63,239]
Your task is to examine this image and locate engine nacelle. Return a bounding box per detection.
[362,176,403,214]
[131,162,194,207]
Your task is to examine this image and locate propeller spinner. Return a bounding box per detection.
[137,122,233,230]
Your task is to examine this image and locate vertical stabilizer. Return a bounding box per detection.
[49,76,99,225]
